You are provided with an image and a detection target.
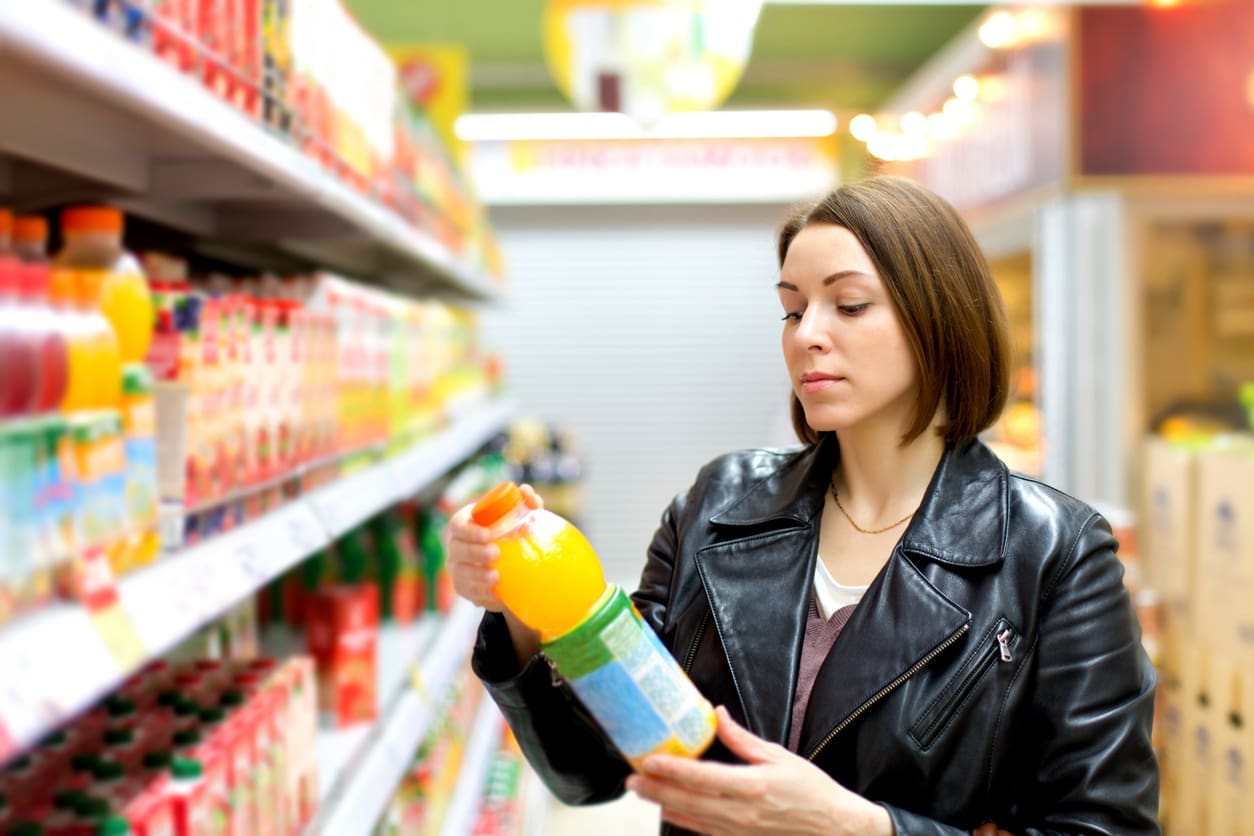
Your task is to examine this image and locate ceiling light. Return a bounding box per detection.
[925,113,953,141]
[849,113,877,142]
[942,97,972,125]
[979,11,1016,48]
[953,75,980,102]
[901,111,927,136]
[454,109,838,142]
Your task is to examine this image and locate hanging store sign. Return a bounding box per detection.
[542,0,763,126]
[465,136,839,205]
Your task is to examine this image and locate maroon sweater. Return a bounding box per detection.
[788,598,858,753]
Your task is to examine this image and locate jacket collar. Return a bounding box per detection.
[709,435,1009,568]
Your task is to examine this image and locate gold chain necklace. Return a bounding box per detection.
[829,478,915,535]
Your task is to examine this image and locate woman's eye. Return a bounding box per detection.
[838,303,870,315]
[781,310,803,322]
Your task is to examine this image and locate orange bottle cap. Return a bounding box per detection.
[0,209,11,235]
[62,206,124,234]
[472,482,522,526]
[14,216,48,243]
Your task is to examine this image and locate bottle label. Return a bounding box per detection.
[544,586,715,762]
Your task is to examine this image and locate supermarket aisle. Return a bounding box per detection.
[544,792,660,836]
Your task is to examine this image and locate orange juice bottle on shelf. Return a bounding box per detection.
[55,206,154,366]
[471,482,716,769]
[59,270,123,413]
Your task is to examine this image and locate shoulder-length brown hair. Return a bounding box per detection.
[779,176,1010,447]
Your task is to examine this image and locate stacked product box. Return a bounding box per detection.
[0,656,317,835]
[1141,431,1254,834]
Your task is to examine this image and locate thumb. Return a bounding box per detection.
[714,705,777,764]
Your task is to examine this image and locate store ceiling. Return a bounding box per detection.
[347,1,986,114]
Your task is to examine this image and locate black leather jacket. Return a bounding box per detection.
[473,438,1160,834]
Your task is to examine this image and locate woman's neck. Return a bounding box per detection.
[832,420,946,525]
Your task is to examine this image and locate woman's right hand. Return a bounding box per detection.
[446,483,544,612]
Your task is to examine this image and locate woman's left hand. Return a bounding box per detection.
[627,706,894,835]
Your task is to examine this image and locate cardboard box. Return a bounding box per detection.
[1176,649,1217,835]
[1142,438,1199,676]
[1211,657,1254,836]
[1195,447,1254,659]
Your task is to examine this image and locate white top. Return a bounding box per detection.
[814,558,870,619]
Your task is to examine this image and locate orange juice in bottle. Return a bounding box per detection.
[472,482,716,769]
[58,269,122,414]
[55,206,153,366]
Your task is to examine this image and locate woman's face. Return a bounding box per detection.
[778,223,920,436]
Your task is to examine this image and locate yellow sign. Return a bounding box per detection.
[543,0,762,126]
[389,44,470,157]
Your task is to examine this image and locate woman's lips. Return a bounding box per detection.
[801,374,845,393]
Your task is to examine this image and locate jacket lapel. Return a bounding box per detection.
[689,438,1006,752]
[690,440,835,745]
[693,525,817,745]
[796,550,970,758]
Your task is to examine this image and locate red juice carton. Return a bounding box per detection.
[170,732,230,833]
[304,584,379,728]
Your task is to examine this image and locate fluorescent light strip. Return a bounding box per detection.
[454,110,838,142]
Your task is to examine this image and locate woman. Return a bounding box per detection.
[449,176,1159,835]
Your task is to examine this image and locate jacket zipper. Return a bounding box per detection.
[683,610,711,673]
[914,622,1016,748]
[807,623,971,762]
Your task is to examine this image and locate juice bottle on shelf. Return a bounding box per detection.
[0,258,40,419]
[18,263,69,416]
[12,216,48,263]
[120,365,161,570]
[60,270,123,413]
[470,482,717,769]
[55,206,154,367]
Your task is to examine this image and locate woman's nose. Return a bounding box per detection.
[793,308,830,351]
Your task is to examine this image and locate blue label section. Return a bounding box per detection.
[569,660,671,759]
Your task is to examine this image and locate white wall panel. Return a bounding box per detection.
[481,205,797,588]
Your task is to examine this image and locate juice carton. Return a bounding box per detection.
[304,585,379,727]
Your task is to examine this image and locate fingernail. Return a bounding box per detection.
[625,776,640,792]
[641,757,663,775]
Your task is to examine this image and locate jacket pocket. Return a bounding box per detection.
[909,618,1018,750]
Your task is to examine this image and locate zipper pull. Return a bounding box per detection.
[997,628,1014,663]
[544,654,563,688]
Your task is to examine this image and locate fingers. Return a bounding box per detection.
[447,502,495,545]
[640,755,764,799]
[627,774,736,828]
[449,559,502,610]
[659,808,711,834]
[519,483,544,510]
[445,501,503,610]
[714,705,778,764]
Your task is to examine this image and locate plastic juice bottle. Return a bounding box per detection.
[0,208,11,255]
[59,270,123,413]
[55,206,153,367]
[12,215,48,263]
[18,264,68,415]
[0,258,39,418]
[471,482,717,768]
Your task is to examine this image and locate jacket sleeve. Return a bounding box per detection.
[470,498,685,806]
[881,515,1160,836]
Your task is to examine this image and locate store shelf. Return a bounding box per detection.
[439,691,505,836]
[0,398,514,763]
[307,600,484,836]
[0,1,496,299]
[310,617,441,799]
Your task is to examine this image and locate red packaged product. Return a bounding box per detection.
[304,585,379,727]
